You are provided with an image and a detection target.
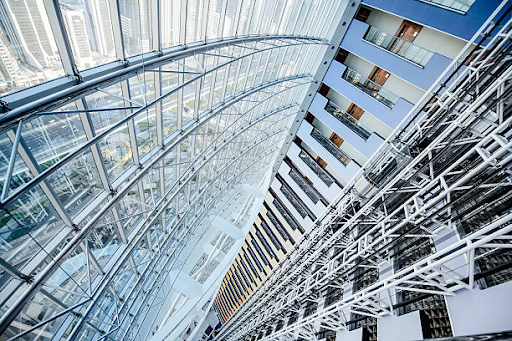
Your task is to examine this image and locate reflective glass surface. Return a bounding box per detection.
[0,0,349,339]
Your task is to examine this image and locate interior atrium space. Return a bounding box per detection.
[0,0,511,340]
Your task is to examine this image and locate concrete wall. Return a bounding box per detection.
[446,280,512,337]
[377,310,424,341]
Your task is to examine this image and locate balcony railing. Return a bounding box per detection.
[417,0,475,14]
[288,164,328,206]
[298,150,334,187]
[342,67,400,108]
[363,26,434,67]
[311,128,351,166]
[325,101,372,140]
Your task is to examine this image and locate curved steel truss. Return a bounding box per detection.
[0,32,329,340]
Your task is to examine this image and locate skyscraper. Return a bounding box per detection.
[0,0,510,341]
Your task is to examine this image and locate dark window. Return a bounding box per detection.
[251,233,273,267]
[259,216,285,252]
[355,6,371,22]
[247,242,267,272]
[243,252,261,279]
[269,188,305,233]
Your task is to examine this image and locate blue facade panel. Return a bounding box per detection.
[310,94,384,159]
[340,20,452,91]
[323,60,413,128]
[362,0,501,41]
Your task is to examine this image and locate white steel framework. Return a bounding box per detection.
[217,2,512,340]
[0,0,355,339]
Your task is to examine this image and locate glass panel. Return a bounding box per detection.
[98,122,133,181]
[342,67,399,108]
[134,107,157,156]
[297,150,334,187]
[363,26,434,67]
[288,166,320,204]
[279,184,307,218]
[116,183,144,236]
[0,132,35,197]
[311,128,351,166]
[206,0,223,40]
[47,147,103,217]
[143,166,161,207]
[59,0,116,70]
[163,147,177,191]
[160,0,181,48]
[86,84,131,133]
[2,185,66,272]
[182,83,196,126]
[259,219,283,250]
[119,0,151,57]
[213,66,227,104]
[418,0,475,13]
[21,111,87,171]
[265,209,290,242]
[162,91,179,139]
[0,0,64,96]
[87,212,120,270]
[223,0,238,38]
[185,0,200,44]
[325,101,371,140]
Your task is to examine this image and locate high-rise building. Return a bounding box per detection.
[64,9,94,68]
[0,1,510,341]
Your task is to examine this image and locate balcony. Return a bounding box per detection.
[297,150,334,187]
[310,128,351,166]
[289,168,320,204]
[296,121,360,184]
[342,67,399,108]
[309,93,385,160]
[324,101,371,140]
[363,26,434,67]
[361,0,497,41]
[340,20,452,91]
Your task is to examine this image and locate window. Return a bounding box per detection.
[247,244,266,273]
[251,236,272,268]
[269,188,305,233]
[277,173,317,220]
[255,228,278,260]
[417,0,475,13]
[243,252,261,279]
[264,202,294,244]
[239,258,256,283]
[259,217,285,252]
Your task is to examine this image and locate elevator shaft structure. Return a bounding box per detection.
[217,4,512,340]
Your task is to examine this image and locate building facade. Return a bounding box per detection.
[0,0,510,341]
[214,1,512,341]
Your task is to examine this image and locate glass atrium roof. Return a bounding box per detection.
[0,0,348,339]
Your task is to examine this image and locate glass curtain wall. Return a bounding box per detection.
[0,0,349,339]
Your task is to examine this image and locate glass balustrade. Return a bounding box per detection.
[363,26,434,67]
[310,128,351,166]
[288,167,320,204]
[279,185,308,218]
[342,67,400,108]
[325,101,372,140]
[418,0,475,13]
[298,150,334,187]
